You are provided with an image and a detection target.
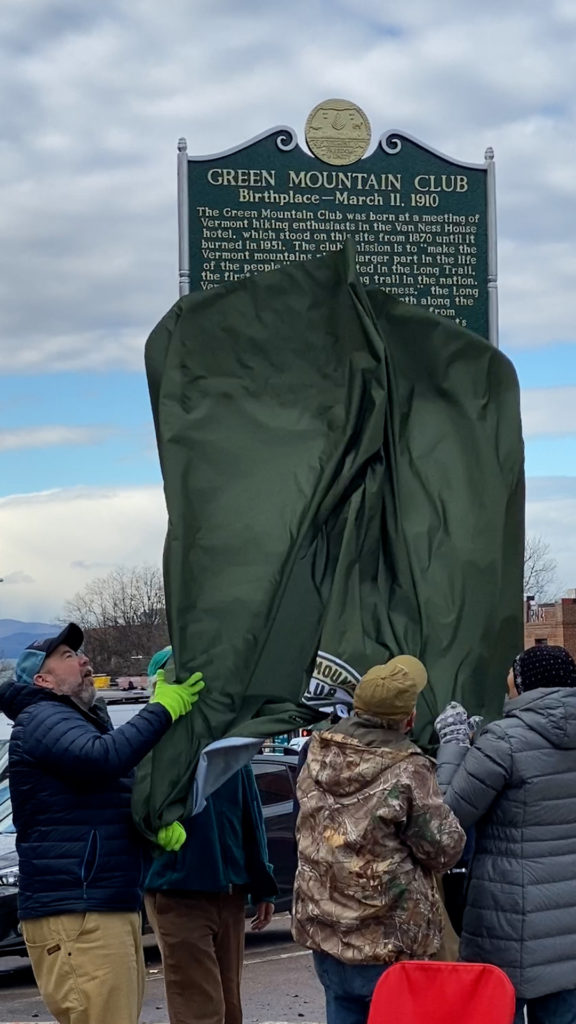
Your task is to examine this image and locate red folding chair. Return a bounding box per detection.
[367,960,516,1024]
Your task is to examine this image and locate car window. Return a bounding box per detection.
[0,739,15,853]
[253,763,294,806]
[107,702,146,726]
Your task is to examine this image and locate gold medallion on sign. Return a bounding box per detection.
[305,99,371,166]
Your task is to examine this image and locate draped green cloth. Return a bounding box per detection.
[132,242,524,839]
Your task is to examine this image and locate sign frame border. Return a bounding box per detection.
[177,127,498,346]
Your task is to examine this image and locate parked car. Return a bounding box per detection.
[0,697,299,956]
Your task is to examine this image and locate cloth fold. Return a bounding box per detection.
[132,242,524,840]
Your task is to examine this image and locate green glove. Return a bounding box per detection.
[150,668,205,722]
[156,822,187,852]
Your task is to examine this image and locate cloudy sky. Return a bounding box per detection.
[1,0,576,623]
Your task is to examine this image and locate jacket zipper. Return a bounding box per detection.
[81,830,100,898]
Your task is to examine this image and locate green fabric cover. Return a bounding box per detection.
[132,242,524,839]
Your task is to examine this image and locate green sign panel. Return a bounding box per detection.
[179,102,497,342]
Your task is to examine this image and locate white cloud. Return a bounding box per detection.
[0,426,116,451]
[1,571,34,585]
[524,483,573,589]
[499,238,576,349]
[0,485,166,620]
[70,559,114,570]
[0,474,574,624]
[0,0,576,371]
[521,387,576,437]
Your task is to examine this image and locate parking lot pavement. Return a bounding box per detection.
[0,914,326,1024]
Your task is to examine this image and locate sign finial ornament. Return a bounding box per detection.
[305,98,371,166]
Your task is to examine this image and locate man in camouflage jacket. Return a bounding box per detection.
[292,656,465,1024]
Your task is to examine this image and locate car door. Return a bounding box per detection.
[252,758,298,911]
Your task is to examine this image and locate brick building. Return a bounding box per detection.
[524,590,576,660]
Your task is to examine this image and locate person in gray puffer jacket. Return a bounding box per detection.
[435,644,576,1024]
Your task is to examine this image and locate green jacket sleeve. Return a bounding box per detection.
[241,766,278,905]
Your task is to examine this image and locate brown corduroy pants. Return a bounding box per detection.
[145,890,246,1024]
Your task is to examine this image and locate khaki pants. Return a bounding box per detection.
[22,911,145,1024]
[145,890,245,1024]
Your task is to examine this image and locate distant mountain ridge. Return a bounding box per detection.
[0,619,56,659]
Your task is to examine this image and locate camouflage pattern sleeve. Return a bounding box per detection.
[399,756,466,872]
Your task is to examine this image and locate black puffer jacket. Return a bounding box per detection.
[0,680,171,919]
[437,687,576,999]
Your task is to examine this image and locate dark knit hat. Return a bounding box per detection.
[512,645,576,693]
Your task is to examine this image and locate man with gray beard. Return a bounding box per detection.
[0,622,203,1024]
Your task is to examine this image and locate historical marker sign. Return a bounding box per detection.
[178,100,497,343]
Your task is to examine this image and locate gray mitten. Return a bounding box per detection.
[434,701,470,746]
[468,714,484,740]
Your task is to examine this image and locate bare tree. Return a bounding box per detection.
[524,535,559,603]
[63,565,169,676]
